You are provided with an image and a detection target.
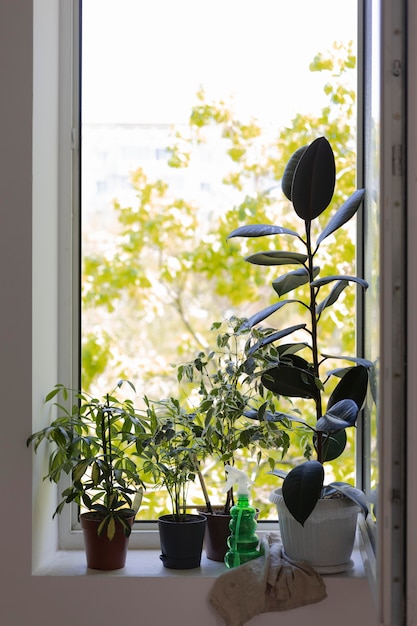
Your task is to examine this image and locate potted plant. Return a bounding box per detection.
[176,317,289,561]
[27,379,147,570]
[140,395,207,569]
[227,136,371,572]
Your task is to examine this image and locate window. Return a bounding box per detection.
[29,0,412,621]
[80,0,362,525]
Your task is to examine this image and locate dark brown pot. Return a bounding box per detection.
[198,506,260,562]
[80,511,134,570]
[199,507,232,562]
[158,513,206,569]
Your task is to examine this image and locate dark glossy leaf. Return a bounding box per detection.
[227,224,299,239]
[315,399,359,433]
[261,360,320,400]
[329,482,369,517]
[327,364,369,411]
[282,461,325,525]
[245,408,312,428]
[316,189,366,246]
[316,280,348,316]
[277,343,310,356]
[311,275,369,290]
[243,301,300,328]
[269,468,288,480]
[282,146,308,200]
[273,266,320,297]
[315,429,347,461]
[291,137,336,221]
[247,324,306,356]
[322,356,374,371]
[245,251,307,266]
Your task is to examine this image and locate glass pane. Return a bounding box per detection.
[81,0,358,519]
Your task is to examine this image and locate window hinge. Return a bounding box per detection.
[392,144,402,176]
[71,127,79,151]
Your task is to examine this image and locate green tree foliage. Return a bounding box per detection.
[82,42,358,407]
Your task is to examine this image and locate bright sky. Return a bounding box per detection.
[82,0,357,125]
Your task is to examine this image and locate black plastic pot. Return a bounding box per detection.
[158,513,207,569]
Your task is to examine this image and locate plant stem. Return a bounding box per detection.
[104,395,114,501]
[305,220,323,463]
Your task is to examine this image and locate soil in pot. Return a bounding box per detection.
[80,511,134,570]
[270,488,359,574]
[158,513,207,569]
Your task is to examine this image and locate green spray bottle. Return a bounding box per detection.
[223,465,263,568]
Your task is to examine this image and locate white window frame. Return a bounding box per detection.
[51,8,409,620]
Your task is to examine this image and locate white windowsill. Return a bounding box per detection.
[34,532,367,578]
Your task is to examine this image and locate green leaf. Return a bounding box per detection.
[227,224,299,239]
[291,137,335,221]
[45,386,64,402]
[281,145,308,201]
[72,459,90,483]
[82,493,92,510]
[282,461,325,525]
[245,251,307,266]
[106,516,116,540]
[316,189,365,246]
[91,461,100,486]
[273,267,320,297]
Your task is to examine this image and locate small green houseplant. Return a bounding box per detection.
[228,137,370,570]
[172,317,290,561]
[27,379,147,569]
[140,395,207,569]
[176,317,290,514]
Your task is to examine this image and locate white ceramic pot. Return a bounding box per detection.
[269,487,359,574]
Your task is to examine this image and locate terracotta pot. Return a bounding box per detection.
[158,513,206,569]
[80,511,134,570]
[270,488,359,574]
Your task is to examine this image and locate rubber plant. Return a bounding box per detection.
[227,136,370,526]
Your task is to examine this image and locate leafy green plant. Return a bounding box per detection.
[27,380,147,539]
[174,317,290,515]
[140,396,204,522]
[228,136,371,525]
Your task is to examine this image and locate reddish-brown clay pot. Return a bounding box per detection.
[198,506,260,562]
[200,508,232,562]
[80,511,134,570]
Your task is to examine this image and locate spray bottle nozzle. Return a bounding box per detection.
[223,464,252,497]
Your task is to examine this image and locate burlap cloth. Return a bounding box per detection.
[208,532,327,626]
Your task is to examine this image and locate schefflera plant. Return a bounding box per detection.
[228,137,370,526]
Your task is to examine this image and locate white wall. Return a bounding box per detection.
[0,2,380,624]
